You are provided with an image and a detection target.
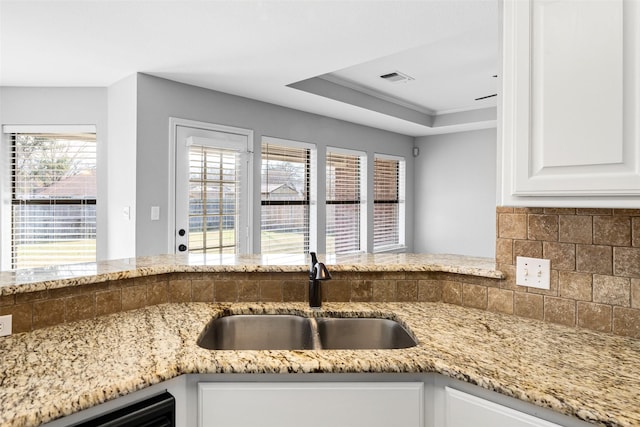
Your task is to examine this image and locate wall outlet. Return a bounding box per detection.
[0,314,12,337]
[516,256,551,290]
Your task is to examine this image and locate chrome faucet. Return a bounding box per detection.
[309,252,331,308]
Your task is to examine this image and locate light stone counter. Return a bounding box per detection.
[0,253,503,296]
[0,302,639,427]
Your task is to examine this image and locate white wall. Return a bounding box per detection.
[414,129,496,258]
[106,76,137,260]
[0,87,109,261]
[135,74,415,256]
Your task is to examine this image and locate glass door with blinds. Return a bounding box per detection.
[1,126,97,269]
[174,123,252,255]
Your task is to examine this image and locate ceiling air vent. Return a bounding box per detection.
[379,71,414,84]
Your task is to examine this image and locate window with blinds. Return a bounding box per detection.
[326,149,365,254]
[373,155,406,252]
[261,140,312,254]
[10,132,97,269]
[188,145,242,254]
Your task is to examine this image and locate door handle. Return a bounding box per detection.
[178,244,187,252]
[178,229,186,236]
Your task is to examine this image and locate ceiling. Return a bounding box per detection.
[0,0,499,137]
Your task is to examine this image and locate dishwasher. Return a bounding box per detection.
[72,392,175,427]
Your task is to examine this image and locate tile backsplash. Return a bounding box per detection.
[3,206,640,339]
[0,271,474,334]
[496,207,640,338]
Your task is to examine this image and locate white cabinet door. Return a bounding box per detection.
[444,387,561,427]
[501,0,640,204]
[198,382,424,427]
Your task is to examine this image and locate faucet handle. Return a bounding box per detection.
[314,262,332,280]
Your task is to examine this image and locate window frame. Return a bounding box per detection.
[325,146,367,254]
[1,124,98,270]
[373,153,406,253]
[260,136,317,254]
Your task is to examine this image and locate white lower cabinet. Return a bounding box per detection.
[443,387,561,427]
[198,382,424,427]
[42,374,593,427]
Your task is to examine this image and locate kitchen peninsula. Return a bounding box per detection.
[0,254,639,427]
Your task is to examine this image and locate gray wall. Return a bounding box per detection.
[0,79,500,262]
[0,87,109,261]
[414,129,496,258]
[136,74,415,256]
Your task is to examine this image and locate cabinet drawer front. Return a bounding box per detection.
[198,382,424,427]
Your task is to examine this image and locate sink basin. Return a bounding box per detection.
[197,314,417,350]
[316,317,417,349]
[197,315,316,350]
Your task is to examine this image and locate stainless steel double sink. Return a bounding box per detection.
[197,314,418,350]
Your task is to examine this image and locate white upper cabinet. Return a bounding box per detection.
[500,0,640,207]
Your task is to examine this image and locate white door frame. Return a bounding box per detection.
[168,117,254,254]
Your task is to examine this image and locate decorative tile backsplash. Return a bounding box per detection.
[0,270,500,334]
[496,207,640,338]
[2,207,640,339]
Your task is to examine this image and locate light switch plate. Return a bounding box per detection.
[0,314,12,337]
[516,256,551,290]
[151,206,160,221]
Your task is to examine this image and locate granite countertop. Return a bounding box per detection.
[0,253,503,296]
[1,302,639,427]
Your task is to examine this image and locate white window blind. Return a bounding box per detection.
[326,149,364,254]
[188,144,242,255]
[261,141,312,254]
[10,132,97,269]
[373,155,406,252]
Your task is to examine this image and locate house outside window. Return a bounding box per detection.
[326,147,366,254]
[261,137,316,254]
[3,127,97,269]
[373,154,405,252]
